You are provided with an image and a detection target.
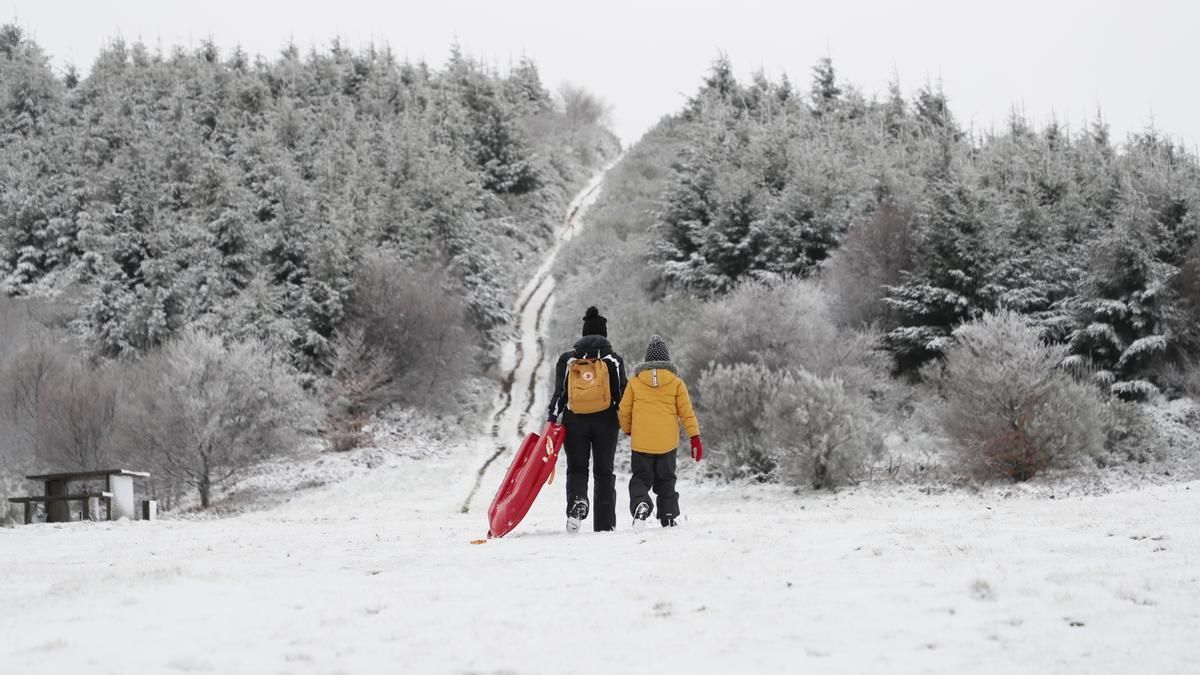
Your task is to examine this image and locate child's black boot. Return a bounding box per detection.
[631,501,651,533]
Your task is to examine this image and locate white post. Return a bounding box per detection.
[106,475,136,520]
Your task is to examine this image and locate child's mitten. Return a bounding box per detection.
[690,436,704,462]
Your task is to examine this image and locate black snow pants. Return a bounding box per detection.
[563,409,618,531]
[629,449,679,520]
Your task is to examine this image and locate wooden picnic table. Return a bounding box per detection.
[9,469,150,524]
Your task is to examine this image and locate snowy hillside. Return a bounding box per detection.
[4,24,1200,675]
[2,158,1198,669]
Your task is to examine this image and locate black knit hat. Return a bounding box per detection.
[581,306,607,337]
[645,335,670,362]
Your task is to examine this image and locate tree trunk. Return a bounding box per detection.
[813,448,830,490]
[199,454,212,508]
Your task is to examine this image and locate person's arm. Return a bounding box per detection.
[606,353,628,408]
[618,382,634,436]
[547,352,570,422]
[675,379,700,439]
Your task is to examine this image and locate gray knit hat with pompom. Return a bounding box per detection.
[644,335,670,362]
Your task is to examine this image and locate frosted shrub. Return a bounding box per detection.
[698,363,881,487]
[697,363,783,478]
[1159,355,1200,400]
[678,278,885,397]
[939,311,1104,481]
[325,327,399,452]
[121,330,318,508]
[768,369,882,489]
[1101,400,1163,464]
[679,279,833,372]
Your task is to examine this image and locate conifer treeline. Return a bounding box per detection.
[0,25,618,370]
[656,57,1199,396]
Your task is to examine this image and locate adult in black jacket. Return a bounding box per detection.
[547,306,628,532]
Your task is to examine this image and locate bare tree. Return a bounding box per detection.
[558,83,612,129]
[121,330,317,508]
[4,342,73,468]
[344,255,479,410]
[824,203,915,329]
[36,363,119,470]
[324,327,399,451]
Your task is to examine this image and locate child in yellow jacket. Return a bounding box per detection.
[618,335,702,530]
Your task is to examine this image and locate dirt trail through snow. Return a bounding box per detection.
[459,165,615,515]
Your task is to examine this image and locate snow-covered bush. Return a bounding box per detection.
[120,330,318,508]
[1158,355,1200,401]
[696,363,783,478]
[678,279,831,370]
[767,368,883,489]
[939,311,1105,481]
[697,362,881,487]
[1101,400,1164,465]
[677,278,885,397]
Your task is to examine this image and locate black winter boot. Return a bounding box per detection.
[566,498,589,534]
[660,517,677,527]
[632,502,651,533]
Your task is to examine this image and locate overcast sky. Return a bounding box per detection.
[8,0,1198,148]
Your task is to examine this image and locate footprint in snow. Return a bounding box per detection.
[970,579,996,601]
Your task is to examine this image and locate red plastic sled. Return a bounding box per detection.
[487,422,566,538]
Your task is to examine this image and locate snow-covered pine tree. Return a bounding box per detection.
[445,48,540,195]
[809,57,842,120]
[0,25,71,294]
[1067,186,1183,398]
[882,174,993,373]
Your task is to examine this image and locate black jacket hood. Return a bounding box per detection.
[573,335,613,358]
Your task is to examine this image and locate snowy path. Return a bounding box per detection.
[458,165,614,516]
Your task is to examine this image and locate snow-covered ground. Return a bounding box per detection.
[3,169,1199,674]
[2,448,1199,674]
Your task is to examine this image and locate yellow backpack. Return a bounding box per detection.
[567,358,611,414]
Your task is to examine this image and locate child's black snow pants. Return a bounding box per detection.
[629,449,679,520]
[563,409,618,531]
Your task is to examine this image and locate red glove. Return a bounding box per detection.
[690,436,703,462]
